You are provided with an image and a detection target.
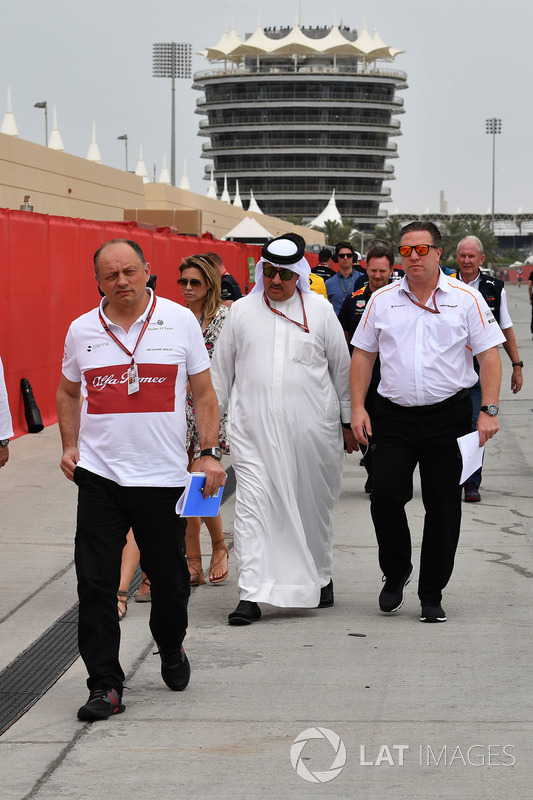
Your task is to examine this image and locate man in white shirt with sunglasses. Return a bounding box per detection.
[350,221,505,624]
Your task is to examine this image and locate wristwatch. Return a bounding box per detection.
[511,361,523,368]
[200,447,222,461]
[0,439,9,447]
[480,404,499,416]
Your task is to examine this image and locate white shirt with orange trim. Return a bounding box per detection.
[351,272,506,407]
[62,290,209,486]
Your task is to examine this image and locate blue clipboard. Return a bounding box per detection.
[175,472,224,517]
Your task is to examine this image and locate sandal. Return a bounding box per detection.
[187,555,206,586]
[117,590,128,621]
[209,538,229,584]
[134,575,152,603]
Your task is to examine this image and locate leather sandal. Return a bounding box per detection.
[187,555,206,586]
[209,538,229,584]
[117,590,128,621]
[134,575,151,603]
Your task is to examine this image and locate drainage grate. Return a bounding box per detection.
[0,467,236,736]
[0,606,79,736]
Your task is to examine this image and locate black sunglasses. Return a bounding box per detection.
[262,265,296,281]
[178,278,203,287]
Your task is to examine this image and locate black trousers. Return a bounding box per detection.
[370,392,472,604]
[73,467,188,692]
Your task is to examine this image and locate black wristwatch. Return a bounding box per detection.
[480,404,499,416]
[200,447,222,461]
[511,361,523,368]
[0,439,9,447]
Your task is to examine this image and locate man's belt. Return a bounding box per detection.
[379,388,470,414]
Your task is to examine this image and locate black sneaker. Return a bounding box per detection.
[317,579,334,608]
[157,646,191,691]
[228,600,261,626]
[379,568,414,613]
[420,603,447,623]
[77,687,125,721]
[464,483,481,502]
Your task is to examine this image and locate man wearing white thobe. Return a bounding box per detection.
[211,233,355,625]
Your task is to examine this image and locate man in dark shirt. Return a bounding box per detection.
[339,240,395,351]
[339,240,395,492]
[312,248,336,281]
[205,251,243,306]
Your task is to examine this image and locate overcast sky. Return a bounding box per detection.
[2,0,532,217]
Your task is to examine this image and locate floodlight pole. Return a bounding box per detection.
[485,117,502,232]
[117,134,129,171]
[153,42,192,186]
[34,101,48,145]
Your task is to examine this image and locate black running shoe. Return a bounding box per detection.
[157,646,191,691]
[379,568,414,613]
[420,604,447,623]
[77,687,125,721]
[464,483,481,503]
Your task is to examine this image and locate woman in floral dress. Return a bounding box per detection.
[179,254,231,585]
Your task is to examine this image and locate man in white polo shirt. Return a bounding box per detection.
[350,221,505,623]
[57,239,225,721]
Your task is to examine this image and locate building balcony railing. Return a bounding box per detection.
[202,140,398,154]
[211,185,392,198]
[198,116,401,130]
[205,163,395,175]
[194,64,407,82]
[196,93,404,109]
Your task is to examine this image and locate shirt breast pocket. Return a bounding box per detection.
[289,331,314,365]
[429,316,467,350]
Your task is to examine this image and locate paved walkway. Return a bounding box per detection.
[1,286,532,799]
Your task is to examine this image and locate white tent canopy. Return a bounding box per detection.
[222,216,274,241]
[203,22,403,64]
[308,190,342,228]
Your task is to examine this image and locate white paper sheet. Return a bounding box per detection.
[457,431,484,485]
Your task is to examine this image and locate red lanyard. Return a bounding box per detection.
[405,288,440,315]
[98,295,157,365]
[263,288,310,333]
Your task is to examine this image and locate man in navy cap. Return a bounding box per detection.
[211,233,356,625]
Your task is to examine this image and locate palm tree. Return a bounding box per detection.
[311,218,353,246]
[441,219,467,264]
[282,215,305,226]
[373,216,403,250]
[441,219,499,267]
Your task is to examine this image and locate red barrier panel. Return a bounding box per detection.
[0,209,264,437]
